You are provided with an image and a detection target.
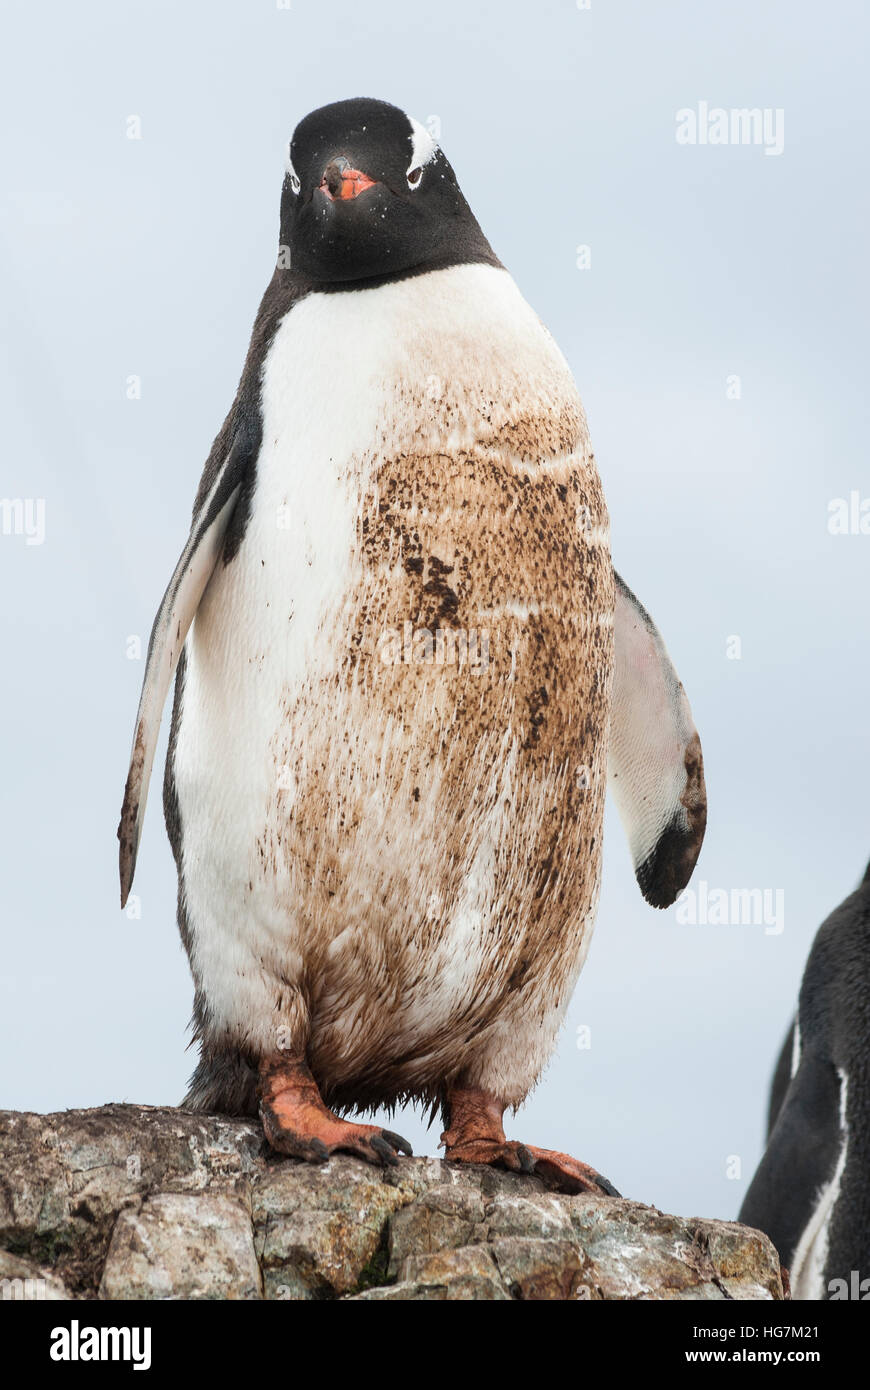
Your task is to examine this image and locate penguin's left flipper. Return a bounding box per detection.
[117,431,251,907]
[608,571,707,908]
[766,1020,797,1140]
[738,1050,843,1270]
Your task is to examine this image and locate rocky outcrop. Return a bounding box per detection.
[0,1105,784,1301]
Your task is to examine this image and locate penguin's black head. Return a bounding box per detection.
[279,97,499,286]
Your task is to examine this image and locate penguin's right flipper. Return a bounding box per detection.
[767,1020,797,1140]
[738,1050,843,1271]
[117,431,251,907]
[608,571,707,908]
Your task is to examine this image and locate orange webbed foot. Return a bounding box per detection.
[440,1085,620,1197]
[258,1054,412,1168]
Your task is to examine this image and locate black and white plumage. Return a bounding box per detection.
[118,98,707,1129]
[739,861,870,1298]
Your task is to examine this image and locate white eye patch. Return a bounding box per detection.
[406,115,438,189]
[285,144,300,194]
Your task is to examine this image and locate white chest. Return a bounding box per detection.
[185,262,580,722]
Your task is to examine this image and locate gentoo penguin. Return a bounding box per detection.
[119,98,706,1193]
[739,861,870,1297]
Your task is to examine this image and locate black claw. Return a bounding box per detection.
[516,1143,537,1174]
[596,1174,621,1198]
[381,1128,413,1157]
[369,1135,400,1166]
[309,1137,330,1162]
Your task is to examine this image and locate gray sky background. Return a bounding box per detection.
[2,0,868,1221]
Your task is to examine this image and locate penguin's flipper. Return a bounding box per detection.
[117,433,249,907]
[608,570,707,908]
[767,1020,797,1139]
[738,1050,843,1271]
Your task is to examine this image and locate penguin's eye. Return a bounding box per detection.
[289,170,301,195]
[407,166,423,189]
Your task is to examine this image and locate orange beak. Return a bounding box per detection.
[319,156,377,201]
